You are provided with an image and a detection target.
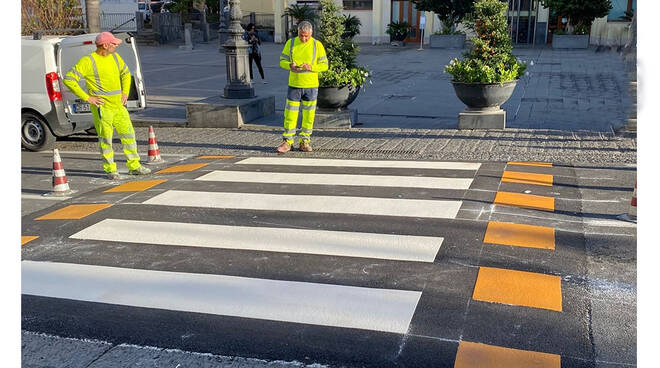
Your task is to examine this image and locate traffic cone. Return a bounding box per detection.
[50,149,72,196]
[618,181,637,223]
[145,126,165,164]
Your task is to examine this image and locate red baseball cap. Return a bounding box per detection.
[95,32,122,46]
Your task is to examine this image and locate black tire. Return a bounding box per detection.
[21,111,55,151]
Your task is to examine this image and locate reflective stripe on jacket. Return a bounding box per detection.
[279,37,329,88]
[62,52,131,108]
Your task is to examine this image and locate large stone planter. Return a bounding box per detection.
[317,85,361,109]
[430,34,466,49]
[552,34,590,49]
[452,80,518,129]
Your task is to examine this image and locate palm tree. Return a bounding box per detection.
[86,0,100,32]
[282,4,318,36]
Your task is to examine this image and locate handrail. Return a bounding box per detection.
[110,16,137,33]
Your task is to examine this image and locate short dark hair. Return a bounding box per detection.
[247,23,255,31]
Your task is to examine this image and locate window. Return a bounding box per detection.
[343,0,372,10]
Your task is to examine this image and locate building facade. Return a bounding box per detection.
[261,0,634,47]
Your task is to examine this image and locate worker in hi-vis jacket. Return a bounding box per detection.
[62,32,151,180]
[276,21,329,153]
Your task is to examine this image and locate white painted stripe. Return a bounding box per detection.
[583,219,637,228]
[21,194,70,201]
[236,157,481,171]
[22,261,421,334]
[143,190,463,219]
[71,219,443,262]
[196,170,473,190]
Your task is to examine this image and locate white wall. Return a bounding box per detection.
[343,10,372,43]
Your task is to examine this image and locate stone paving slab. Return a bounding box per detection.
[132,42,634,132]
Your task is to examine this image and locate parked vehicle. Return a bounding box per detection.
[138,1,152,22]
[21,32,147,151]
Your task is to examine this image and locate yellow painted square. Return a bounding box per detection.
[35,204,113,220]
[454,341,560,368]
[502,171,553,186]
[156,163,209,174]
[104,179,168,193]
[21,236,39,246]
[484,222,555,250]
[507,161,553,167]
[494,192,555,212]
[195,155,236,159]
[472,267,562,311]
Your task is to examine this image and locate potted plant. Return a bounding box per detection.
[385,21,410,46]
[444,0,526,128]
[283,4,319,38]
[412,0,474,48]
[316,0,370,109]
[541,0,612,49]
[342,14,362,40]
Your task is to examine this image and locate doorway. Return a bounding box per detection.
[391,0,421,43]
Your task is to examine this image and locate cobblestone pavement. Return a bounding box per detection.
[56,127,637,165]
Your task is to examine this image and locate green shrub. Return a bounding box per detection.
[540,0,611,32]
[445,0,526,84]
[412,0,474,34]
[317,0,371,88]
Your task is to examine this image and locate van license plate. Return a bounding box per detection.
[73,103,91,113]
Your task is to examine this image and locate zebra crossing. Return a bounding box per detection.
[22,156,585,367]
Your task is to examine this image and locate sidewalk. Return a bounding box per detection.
[131,41,634,132]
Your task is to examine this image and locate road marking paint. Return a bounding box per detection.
[35,204,113,220]
[454,341,560,368]
[71,219,443,262]
[501,171,553,186]
[584,219,637,228]
[196,170,473,190]
[494,192,555,211]
[195,155,236,159]
[21,236,39,246]
[156,163,209,174]
[143,190,463,219]
[22,261,421,334]
[484,222,555,250]
[236,157,481,171]
[472,267,562,311]
[21,194,70,201]
[104,179,168,193]
[507,161,553,167]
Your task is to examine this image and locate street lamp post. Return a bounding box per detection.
[222,0,254,99]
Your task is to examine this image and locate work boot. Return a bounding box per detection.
[276,140,291,153]
[299,141,312,152]
[129,166,152,175]
[107,171,120,180]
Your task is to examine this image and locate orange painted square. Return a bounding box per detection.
[156,163,209,174]
[502,171,553,186]
[484,222,555,250]
[35,204,113,220]
[21,236,39,246]
[494,192,555,211]
[472,267,562,311]
[104,179,168,193]
[195,155,236,159]
[507,161,553,167]
[454,341,560,368]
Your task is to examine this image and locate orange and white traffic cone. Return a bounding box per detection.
[49,149,73,196]
[618,181,637,223]
[145,126,165,164]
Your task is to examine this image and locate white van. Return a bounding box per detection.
[21,32,147,151]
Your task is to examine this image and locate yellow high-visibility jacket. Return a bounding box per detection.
[279,37,329,88]
[62,52,131,109]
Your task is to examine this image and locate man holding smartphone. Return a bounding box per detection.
[276,21,329,153]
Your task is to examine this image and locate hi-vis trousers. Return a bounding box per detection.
[282,87,318,145]
[91,104,141,173]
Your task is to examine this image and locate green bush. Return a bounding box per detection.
[317,0,371,88]
[385,21,410,41]
[412,0,474,34]
[540,0,611,32]
[445,0,526,84]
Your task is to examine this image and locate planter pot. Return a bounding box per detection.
[430,34,466,49]
[451,80,517,110]
[317,85,361,109]
[552,34,589,49]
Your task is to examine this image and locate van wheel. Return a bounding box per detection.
[22,112,55,151]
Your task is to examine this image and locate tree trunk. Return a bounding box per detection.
[86,0,100,33]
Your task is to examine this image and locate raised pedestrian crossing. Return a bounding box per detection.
[22,156,585,366]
